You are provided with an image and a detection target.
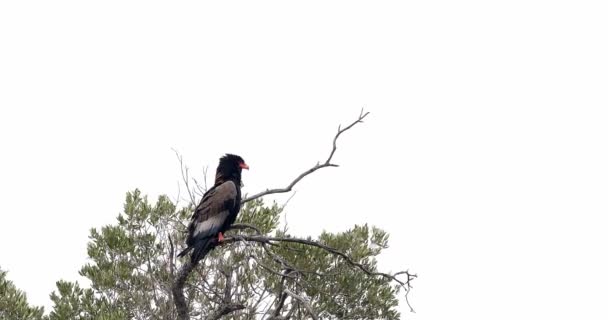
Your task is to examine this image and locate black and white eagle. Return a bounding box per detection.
[177,154,249,264]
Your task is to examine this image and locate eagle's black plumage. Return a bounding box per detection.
[177,154,248,264]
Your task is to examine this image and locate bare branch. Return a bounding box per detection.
[229,223,263,235]
[193,166,209,197]
[284,301,297,320]
[222,269,233,304]
[284,289,318,320]
[168,234,175,276]
[204,270,246,320]
[202,166,209,191]
[325,107,369,165]
[192,177,206,198]
[172,260,196,320]
[243,109,369,204]
[248,255,296,280]
[173,148,197,206]
[221,232,416,309]
[206,304,246,320]
[270,268,293,319]
[272,292,288,319]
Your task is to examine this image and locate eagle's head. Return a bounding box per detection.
[215,154,248,184]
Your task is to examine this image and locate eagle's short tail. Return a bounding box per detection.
[178,237,216,264]
[176,246,192,258]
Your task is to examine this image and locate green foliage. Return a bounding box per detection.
[46,189,402,319]
[48,281,125,320]
[267,224,400,319]
[236,198,281,234]
[0,267,45,320]
[69,190,183,319]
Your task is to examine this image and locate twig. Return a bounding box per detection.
[204,270,245,320]
[248,256,297,280]
[243,109,369,204]
[326,107,368,164]
[206,304,246,320]
[173,148,197,206]
[283,289,318,320]
[271,268,293,318]
[230,223,263,235]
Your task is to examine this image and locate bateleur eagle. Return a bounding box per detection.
[177,154,249,264]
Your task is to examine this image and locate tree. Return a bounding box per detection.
[0,267,45,320]
[48,191,183,320]
[48,280,125,320]
[45,109,415,319]
[48,192,410,319]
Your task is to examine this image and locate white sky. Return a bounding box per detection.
[1,1,607,319]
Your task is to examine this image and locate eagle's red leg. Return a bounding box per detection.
[218,232,225,242]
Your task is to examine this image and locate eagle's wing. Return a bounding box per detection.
[188,180,238,244]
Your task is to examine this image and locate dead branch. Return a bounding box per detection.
[267,300,297,320]
[205,270,245,320]
[174,150,211,207]
[172,260,195,320]
[168,234,175,276]
[270,268,294,318]
[206,304,246,320]
[248,256,296,280]
[229,223,263,235]
[173,148,197,206]
[283,289,318,320]
[242,109,369,204]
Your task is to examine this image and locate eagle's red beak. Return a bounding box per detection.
[240,162,249,170]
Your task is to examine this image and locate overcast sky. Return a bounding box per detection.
[1,1,607,319]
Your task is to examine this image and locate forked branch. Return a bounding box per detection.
[222,232,416,308]
[171,109,416,319]
[243,109,369,204]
